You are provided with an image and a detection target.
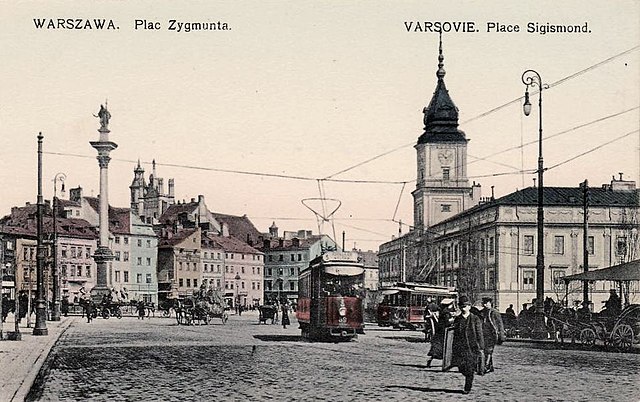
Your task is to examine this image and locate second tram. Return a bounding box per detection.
[297,251,365,340]
[376,283,457,330]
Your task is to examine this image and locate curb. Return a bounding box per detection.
[11,318,76,402]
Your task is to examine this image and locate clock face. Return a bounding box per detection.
[438,150,452,165]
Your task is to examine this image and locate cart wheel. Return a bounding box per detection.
[579,328,597,347]
[611,324,634,351]
[116,309,122,319]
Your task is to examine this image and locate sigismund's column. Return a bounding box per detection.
[90,104,117,300]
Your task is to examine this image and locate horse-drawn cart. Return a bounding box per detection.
[174,293,228,326]
[258,305,278,324]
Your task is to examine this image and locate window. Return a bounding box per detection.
[279,255,283,261]
[123,271,129,282]
[616,237,627,256]
[553,270,566,289]
[204,264,208,272]
[216,279,221,289]
[242,254,245,260]
[587,236,595,255]
[61,246,68,258]
[70,247,77,258]
[523,270,535,290]
[179,278,184,287]
[289,281,295,291]
[553,236,565,255]
[298,254,302,261]
[186,279,191,287]
[86,266,91,277]
[85,247,91,258]
[115,251,121,261]
[124,237,129,245]
[442,167,450,181]
[194,279,198,288]
[454,244,459,263]
[291,254,295,261]
[146,240,151,248]
[268,255,273,262]
[217,265,221,273]
[137,274,142,283]
[524,235,534,255]
[489,237,495,257]
[241,267,245,274]
[123,252,129,262]
[61,265,67,278]
[115,271,121,282]
[252,282,256,290]
[146,257,151,266]
[115,236,120,244]
[441,204,451,212]
[257,282,260,290]
[137,239,142,247]
[241,281,245,289]
[257,267,260,275]
[290,267,295,276]
[137,257,143,266]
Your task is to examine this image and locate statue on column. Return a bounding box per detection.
[94,104,111,130]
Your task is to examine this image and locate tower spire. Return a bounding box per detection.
[437,32,445,80]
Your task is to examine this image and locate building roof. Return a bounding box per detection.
[257,235,327,251]
[433,186,640,227]
[418,38,466,145]
[355,249,379,268]
[158,201,197,225]
[211,212,262,245]
[158,228,198,247]
[564,259,640,282]
[84,197,132,234]
[0,205,97,240]
[205,233,262,254]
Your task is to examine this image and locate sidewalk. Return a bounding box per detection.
[0,315,77,401]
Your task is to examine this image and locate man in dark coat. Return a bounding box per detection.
[479,297,505,372]
[453,295,484,394]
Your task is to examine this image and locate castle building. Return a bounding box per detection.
[379,38,481,286]
[130,159,175,225]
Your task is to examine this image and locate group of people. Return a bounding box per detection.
[425,295,505,394]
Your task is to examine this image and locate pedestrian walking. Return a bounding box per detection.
[137,300,146,320]
[426,300,455,368]
[61,296,69,317]
[86,301,94,323]
[452,295,484,394]
[479,297,505,372]
[281,303,290,329]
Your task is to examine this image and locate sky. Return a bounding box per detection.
[1,1,638,252]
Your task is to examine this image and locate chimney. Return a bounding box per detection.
[292,238,300,247]
[263,239,271,249]
[246,233,253,246]
[278,238,284,248]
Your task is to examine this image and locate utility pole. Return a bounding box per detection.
[580,180,589,305]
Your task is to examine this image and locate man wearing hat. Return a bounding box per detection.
[452,295,484,394]
[479,297,505,372]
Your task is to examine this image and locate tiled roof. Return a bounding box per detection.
[0,206,97,240]
[84,197,132,234]
[159,202,198,225]
[256,235,326,251]
[205,233,262,254]
[158,228,198,247]
[434,186,639,227]
[211,213,262,244]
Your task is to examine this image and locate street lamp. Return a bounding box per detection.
[522,70,547,337]
[51,172,66,321]
[34,132,48,335]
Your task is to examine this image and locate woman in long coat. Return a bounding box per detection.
[452,295,485,394]
[281,303,290,329]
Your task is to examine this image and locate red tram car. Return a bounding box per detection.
[376,283,457,330]
[296,251,365,340]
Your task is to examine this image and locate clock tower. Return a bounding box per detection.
[412,37,479,230]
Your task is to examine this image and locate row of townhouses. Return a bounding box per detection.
[0,160,379,309]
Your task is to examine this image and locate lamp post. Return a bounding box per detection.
[51,172,66,321]
[234,273,240,313]
[522,70,547,338]
[34,132,48,335]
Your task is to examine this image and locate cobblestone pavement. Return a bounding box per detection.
[28,312,640,401]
